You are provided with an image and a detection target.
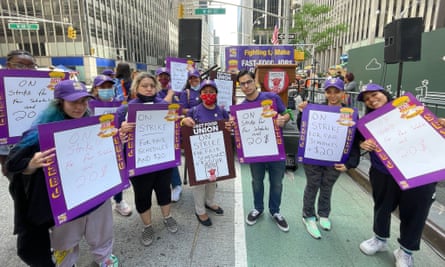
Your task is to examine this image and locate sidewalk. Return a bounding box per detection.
[1,160,444,266]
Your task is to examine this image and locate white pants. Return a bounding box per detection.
[50,200,114,267]
[192,182,217,215]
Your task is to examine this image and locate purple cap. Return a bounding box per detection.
[54,80,94,101]
[188,69,200,79]
[93,75,115,87]
[199,79,218,93]
[156,67,170,76]
[102,69,115,76]
[357,83,385,101]
[323,78,344,91]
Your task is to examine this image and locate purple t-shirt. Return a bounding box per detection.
[157,88,180,104]
[186,104,229,123]
[179,88,201,109]
[241,91,286,113]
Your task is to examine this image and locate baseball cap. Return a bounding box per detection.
[357,83,385,102]
[323,78,344,91]
[188,69,200,79]
[199,79,218,93]
[155,67,170,76]
[54,80,94,101]
[102,69,115,76]
[93,75,115,87]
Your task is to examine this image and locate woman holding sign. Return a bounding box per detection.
[117,72,178,247]
[7,80,118,267]
[297,78,360,239]
[181,79,228,226]
[357,84,440,267]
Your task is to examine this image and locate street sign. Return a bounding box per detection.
[8,23,39,30]
[278,33,296,40]
[194,8,226,15]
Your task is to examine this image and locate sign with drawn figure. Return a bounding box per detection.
[214,72,233,112]
[38,114,129,226]
[230,100,286,163]
[357,92,445,190]
[181,120,236,186]
[166,57,195,92]
[88,100,122,115]
[126,103,181,176]
[297,104,358,166]
[0,69,68,144]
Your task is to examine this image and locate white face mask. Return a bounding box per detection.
[191,85,200,91]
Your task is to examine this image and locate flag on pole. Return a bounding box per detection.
[271,25,280,45]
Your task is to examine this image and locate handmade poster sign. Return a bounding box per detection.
[88,100,121,115]
[357,92,445,190]
[0,69,68,144]
[230,100,286,163]
[182,120,236,186]
[38,114,129,226]
[126,103,181,176]
[214,72,233,112]
[166,57,195,92]
[297,104,358,166]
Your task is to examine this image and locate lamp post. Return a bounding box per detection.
[251,14,265,44]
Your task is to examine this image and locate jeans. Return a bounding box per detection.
[249,160,285,215]
[171,167,182,187]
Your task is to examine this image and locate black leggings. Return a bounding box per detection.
[17,224,55,267]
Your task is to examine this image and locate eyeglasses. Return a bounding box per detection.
[239,79,254,87]
[8,62,37,70]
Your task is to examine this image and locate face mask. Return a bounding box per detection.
[98,89,115,101]
[191,85,200,91]
[137,93,155,103]
[200,93,217,106]
[159,78,169,88]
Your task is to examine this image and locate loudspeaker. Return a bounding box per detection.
[384,18,423,64]
[178,19,202,60]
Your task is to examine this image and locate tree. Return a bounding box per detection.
[291,3,348,56]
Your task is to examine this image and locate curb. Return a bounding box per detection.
[348,168,445,259]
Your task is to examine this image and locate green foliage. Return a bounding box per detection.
[291,3,348,56]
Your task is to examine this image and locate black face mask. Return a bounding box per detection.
[137,93,155,103]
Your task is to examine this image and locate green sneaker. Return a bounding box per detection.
[319,217,331,231]
[302,217,321,239]
[100,254,119,267]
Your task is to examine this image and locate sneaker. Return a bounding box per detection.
[171,186,182,202]
[319,217,331,231]
[163,216,178,233]
[141,225,154,246]
[359,236,388,255]
[272,213,289,232]
[114,200,132,216]
[302,217,321,239]
[246,209,263,225]
[100,254,119,267]
[394,248,414,267]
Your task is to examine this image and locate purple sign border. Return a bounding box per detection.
[297,104,358,166]
[0,69,68,144]
[38,115,129,226]
[230,101,286,163]
[126,103,181,176]
[357,92,445,190]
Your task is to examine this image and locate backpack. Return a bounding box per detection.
[113,78,130,102]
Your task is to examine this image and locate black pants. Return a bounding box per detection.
[17,224,55,267]
[369,167,436,251]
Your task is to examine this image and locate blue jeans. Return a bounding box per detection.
[249,160,285,215]
[171,167,182,187]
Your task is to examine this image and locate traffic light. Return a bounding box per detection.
[67,26,74,39]
[71,29,76,39]
[178,3,184,18]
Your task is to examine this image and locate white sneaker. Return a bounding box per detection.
[171,186,182,202]
[359,236,388,255]
[394,248,414,267]
[114,200,132,216]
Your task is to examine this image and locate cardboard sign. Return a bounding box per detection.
[88,100,121,115]
[166,57,195,92]
[357,92,445,190]
[0,69,68,144]
[214,72,233,112]
[38,114,129,225]
[126,103,181,176]
[230,100,286,163]
[182,120,236,186]
[297,104,358,165]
